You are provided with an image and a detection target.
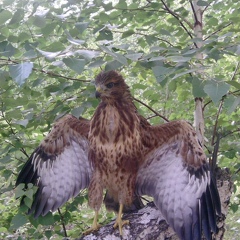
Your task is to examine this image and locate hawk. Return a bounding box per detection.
[16,70,221,240]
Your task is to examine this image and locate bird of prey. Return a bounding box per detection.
[16,70,221,240]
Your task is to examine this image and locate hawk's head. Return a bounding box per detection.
[94,71,130,100]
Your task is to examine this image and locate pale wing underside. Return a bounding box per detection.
[16,115,91,218]
[136,140,221,240]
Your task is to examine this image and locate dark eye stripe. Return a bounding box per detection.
[106,82,114,88]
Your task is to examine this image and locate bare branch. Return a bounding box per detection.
[38,68,91,82]
[58,208,68,238]
[203,1,215,13]
[189,0,198,24]
[0,58,91,82]
[204,22,233,41]
[111,29,174,47]
[1,113,29,158]
[161,0,196,47]
[230,61,240,81]
[133,97,169,122]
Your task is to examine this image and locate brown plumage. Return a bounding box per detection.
[16,71,221,240]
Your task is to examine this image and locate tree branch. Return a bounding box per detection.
[58,208,68,238]
[0,108,29,158]
[133,97,169,122]
[0,58,91,82]
[161,0,196,47]
[111,29,175,47]
[204,22,233,41]
[202,0,215,13]
[230,61,240,81]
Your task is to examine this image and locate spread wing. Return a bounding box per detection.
[16,114,92,218]
[136,121,221,240]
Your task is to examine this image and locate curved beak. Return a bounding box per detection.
[95,91,101,98]
[95,86,102,98]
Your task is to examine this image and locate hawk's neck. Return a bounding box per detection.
[90,95,140,145]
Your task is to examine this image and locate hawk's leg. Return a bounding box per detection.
[113,203,129,235]
[83,211,101,235]
[85,173,103,235]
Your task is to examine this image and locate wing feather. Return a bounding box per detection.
[137,122,221,240]
[16,115,92,218]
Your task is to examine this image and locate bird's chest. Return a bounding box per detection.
[89,105,141,172]
[103,106,120,139]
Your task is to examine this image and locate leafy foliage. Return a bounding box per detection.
[0,0,239,238]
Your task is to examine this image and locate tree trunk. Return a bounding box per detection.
[78,167,232,240]
[191,0,205,146]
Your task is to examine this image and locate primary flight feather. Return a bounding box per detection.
[16,70,221,240]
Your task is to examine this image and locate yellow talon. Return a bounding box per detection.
[113,204,129,236]
[83,211,101,235]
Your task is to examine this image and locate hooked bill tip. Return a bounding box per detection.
[95,91,101,98]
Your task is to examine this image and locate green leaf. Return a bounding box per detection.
[103,2,113,11]
[72,106,84,117]
[10,213,28,229]
[88,58,105,68]
[105,60,124,71]
[75,50,100,60]
[32,15,46,28]
[9,62,33,85]
[197,0,209,6]
[38,213,54,226]
[192,77,207,97]
[172,68,204,80]
[230,203,239,213]
[100,45,127,65]
[63,58,85,74]
[168,55,192,62]
[65,30,85,45]
[37,49,61,59]
[0,9,12,24]
[25,188,34,200]
[115,0,127,8]
[227,81,240,90]
[122,30,135,38]
[224,96,240,114]
[152,66,171,77]
[44,42,65,52]
[96,29,113,41]
[42,22,57,36]
[13,119,29,127]
[0,41,16,57]
[15,184,25,198]
[125,53,143,61]
[75,22,89,34]
[204,81,230,105]
[8,9,24,26]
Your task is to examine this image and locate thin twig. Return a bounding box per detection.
[203,1,215,13]
[0,58,91,82]
[38,68,91,82]
[204,22,233,41]
[212,128,240,145]
[133,97,169,122]
[230,62,240,81]
[58,208,68,238]
[1,108,29,158]
[111,29,174,47]
[189,1,198,25]
[161,0,196,47]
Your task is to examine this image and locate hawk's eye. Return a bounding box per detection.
[106,82,114,89]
